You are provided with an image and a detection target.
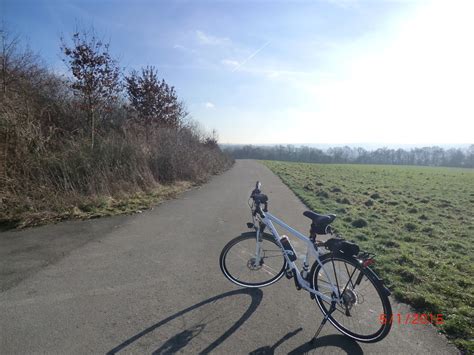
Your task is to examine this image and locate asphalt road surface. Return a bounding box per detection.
[0,160,458,354]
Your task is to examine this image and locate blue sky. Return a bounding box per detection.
[4,0,473,145]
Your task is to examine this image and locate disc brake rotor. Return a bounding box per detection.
[247,257,263,270]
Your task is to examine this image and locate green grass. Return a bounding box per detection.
[263,161,474,352]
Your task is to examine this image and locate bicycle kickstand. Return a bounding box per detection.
[312,301,337,343]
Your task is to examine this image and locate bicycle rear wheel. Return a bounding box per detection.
[310,253,392,343]
[220,232,286,288]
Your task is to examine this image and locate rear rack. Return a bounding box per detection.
[357,251,376,260]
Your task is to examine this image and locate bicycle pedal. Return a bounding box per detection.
[285,269,293,279]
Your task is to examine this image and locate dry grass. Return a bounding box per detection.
[7,181,193,229]
[0,35,234,229]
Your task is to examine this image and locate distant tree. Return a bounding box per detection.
[445,148,465,167]
[467,145,474,168]
[125,66,187,139]
[224,144,473,168]
[60,28,121,148]
[203,129,219,148]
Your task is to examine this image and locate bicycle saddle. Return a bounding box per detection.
[303,210,336,225]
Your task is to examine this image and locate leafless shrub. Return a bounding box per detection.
[125,66,187,140]
[60,27,121,148]
[0,28,233,226]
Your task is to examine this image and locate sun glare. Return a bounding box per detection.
[302,0,474,144]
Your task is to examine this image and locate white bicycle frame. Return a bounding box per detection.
[253,210,342,304]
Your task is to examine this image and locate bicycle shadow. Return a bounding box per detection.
[287,334,363,355]
[107,288,263,354]
[249,328,303,354]
[249,331,363,355]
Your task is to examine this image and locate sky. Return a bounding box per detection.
[3,0,473,146]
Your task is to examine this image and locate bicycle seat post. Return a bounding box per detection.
[309,224,317,243]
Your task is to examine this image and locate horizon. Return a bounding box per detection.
[4,0,474,145]
[221,142,472,150]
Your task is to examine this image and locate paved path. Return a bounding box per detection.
[0,160,458,354]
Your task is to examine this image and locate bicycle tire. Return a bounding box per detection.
[220,232,287,288]
[310,252,392,343]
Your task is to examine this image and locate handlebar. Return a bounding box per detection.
[250,181,268,214]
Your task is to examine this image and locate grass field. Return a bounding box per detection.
[263,161,474,352]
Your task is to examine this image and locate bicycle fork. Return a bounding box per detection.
[254,229,263,265]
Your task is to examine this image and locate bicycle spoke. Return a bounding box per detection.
[342,262,357,291]
[331,257,340,294]
[221,234,286,287]
[313,255,390,340]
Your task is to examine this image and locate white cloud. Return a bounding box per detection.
[325,0,360,9]
[195,30,230,45]
[266,71,280,79]
[172,44,198,55]
[221,59,239,67]
[204,102,215,109]
[220,60,327,82]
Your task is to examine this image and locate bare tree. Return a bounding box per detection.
[61,28,120,148]
[203,129,219,148]
[125,66,187,139]
[1,29,42,99]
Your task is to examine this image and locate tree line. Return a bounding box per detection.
[0,27,232,226]
[226,144,474,168]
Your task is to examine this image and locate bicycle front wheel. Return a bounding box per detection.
[311,253,392,343]
[220,232,286,288]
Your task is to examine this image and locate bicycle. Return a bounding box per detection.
[219,181,392,343]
